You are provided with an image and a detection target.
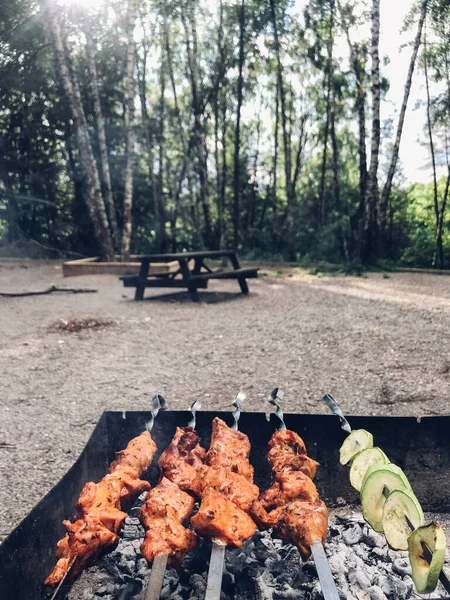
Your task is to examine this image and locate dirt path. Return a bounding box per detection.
[1,260,449,539]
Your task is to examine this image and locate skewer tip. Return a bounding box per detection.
[267,387,286,431]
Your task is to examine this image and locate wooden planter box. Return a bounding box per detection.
[62,256,178,278]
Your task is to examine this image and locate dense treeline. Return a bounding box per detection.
[0,0,449,266]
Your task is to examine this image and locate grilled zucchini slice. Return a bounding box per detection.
[349,447,389,492]
[408,523,446,593]
[382,489,424,550]
[339,429,373,465]
[360,464,410,532]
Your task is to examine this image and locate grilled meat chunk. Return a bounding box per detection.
[259,471,319,510]
[200,465,259,512]
[273,500,329,561]
[46,430,157,586]
[268,429,319,479]
[158,426,206,496]
[109,431,157,478]
[205,417,254,480]
[45,516,119,586]
[254,428,328,561]
[191,488,256,548]
[140,477,197,567]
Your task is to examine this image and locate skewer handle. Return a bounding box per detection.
[322,394,351,433]
[231,390,245,430]
[311,541,340,600]
[267,387,286,431]
[204,541,226,600]
[145,394,167,433]
[144,554,169,600]
[188,399,202,429]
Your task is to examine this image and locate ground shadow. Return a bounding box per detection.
[135,290,254,304]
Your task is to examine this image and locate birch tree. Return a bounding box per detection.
[84,26,120,250]
[362,0,381,263]
[379,0,428,230]
[40,0,115,260]
[121,0,137,260]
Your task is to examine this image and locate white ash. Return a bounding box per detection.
[66,507,450,600]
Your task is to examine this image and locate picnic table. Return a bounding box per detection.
[121,250,259,301]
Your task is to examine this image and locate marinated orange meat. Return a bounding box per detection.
[192,417,258,548]
[46,430,157,586]
[205,417,254,480]
[200,465,259,512]
[191,488,256,548]
[268,429,319,479]
[158,426,206,497]
[140,477,198,567]
[252,428,328,561]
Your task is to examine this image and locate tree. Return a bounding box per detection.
[40,0,115,260]
[121,0,137,260]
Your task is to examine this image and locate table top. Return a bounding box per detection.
[138,250,237,263]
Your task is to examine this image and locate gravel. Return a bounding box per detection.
[1,260,450,540]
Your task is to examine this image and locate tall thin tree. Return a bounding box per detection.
[121,0,137,260]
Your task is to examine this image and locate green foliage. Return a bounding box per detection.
[0,0,448,269]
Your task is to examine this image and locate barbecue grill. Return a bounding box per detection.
[1,410,449,600]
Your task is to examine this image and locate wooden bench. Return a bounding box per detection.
[120,251,258,301]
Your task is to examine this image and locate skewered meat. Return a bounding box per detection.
[158,426,206,497]
[45,516,119,585]
[272,500,328,559]
[192,417,258,548]
[191,488,256,548]
[259,471,319,510]
[252,428,328,561]
[200,465,259,512]
[140,477,198,567]
[268,429,319,479]
[46,431,157,585]
[205,417,254,480]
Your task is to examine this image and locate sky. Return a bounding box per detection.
[295,0,437,184]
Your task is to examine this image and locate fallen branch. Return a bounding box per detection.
[0,285,98,297]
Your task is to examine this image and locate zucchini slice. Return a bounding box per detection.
[349,447,389,492]
[382,489,424,550]
[360,464,410,532]
[339,429,373,465]
[408,523,446,593]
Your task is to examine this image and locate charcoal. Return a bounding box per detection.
[342,523,363,545]
[368,585,387,600]
[66,508,444,600]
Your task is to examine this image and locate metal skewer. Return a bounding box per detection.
[268,388,340,600]
[323,393,450,596]
[144,399,200,600]
[204,390,245,600]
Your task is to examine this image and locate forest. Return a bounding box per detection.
[0,0,449,267]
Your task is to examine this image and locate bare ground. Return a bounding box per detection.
[1,260,450,540]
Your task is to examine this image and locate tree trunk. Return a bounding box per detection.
[379,0,427,230]
[137,44,156,222]
[41,0,114,260]
[269,0,295,260]
[163,9,202,249]
[233,0,245,250]
[423,26,442,267]
[340,2,368,256]
[84,27,120,250]
[361,0,381,264]
[181,0,213,248]
[318,0,335,227]
[121,0,137,260]
[156,44,168,253]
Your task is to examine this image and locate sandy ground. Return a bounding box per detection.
[1,260,450,540]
